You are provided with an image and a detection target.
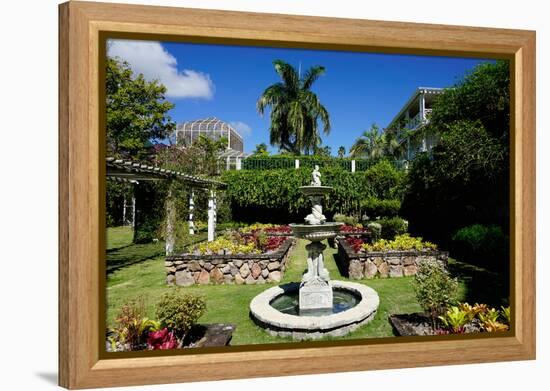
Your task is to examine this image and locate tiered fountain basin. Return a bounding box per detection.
[249,280,379,340]
[249,168,380,340]
[289,221,343,242]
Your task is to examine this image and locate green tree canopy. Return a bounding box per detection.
[313,145,332,157]
[257,60,331,155]
[429,60,510,141]
[401,60,510,266]
[337,146,346,158]
[252,143,269,156]
[157,135,227,177]
[106,57,175,159]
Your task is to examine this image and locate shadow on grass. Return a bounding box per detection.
[106,234,208,274]
[447,259,509,307]
[332,251,349,278]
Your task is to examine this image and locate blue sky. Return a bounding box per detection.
[108,39,492,154]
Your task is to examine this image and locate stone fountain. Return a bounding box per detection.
[289,165,342,313]
[250,166,380,340]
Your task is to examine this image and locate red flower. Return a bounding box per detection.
[345,237,364,253]
[339,224,366,233]
[265,236,287,251]
[147,328,178,350]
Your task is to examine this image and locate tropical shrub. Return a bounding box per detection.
[376,216,408,239]
[156,290,206,339]
[413,260,459,326]
[360,198,401,219]
[438,303,510,334]
[362,234,437,252]
[334,214,359,225]
[438,306,471,333]
[113,297,160,350]
[475,306,510,332]
[367,222,382,242]
[501,305,511,324]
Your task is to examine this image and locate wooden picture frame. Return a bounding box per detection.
[59,1,536,388]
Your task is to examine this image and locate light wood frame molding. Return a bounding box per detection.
[59,1,536,389]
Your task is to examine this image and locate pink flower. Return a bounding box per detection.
[147,328,178,350]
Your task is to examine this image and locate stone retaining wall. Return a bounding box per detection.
[165,238,295,286]
[337,239,449,279]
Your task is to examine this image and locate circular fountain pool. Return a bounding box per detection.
[270,287,361,316]
[250,280,379,340]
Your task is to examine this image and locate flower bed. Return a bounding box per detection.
[389,303,510,336]
[166,237,295,286]
[106,292,236,352]
[338,224,371,238]
[238,223,292,236]
[337,234,449,279]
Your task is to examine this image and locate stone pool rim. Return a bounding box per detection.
[249,280,379,338]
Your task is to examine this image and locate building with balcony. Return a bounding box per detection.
[386,87,444,162]
[175,117,244,153]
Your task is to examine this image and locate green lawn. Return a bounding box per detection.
[106,227,507,345]
[106,226,207,272]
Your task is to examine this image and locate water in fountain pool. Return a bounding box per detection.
[269,288,361,316]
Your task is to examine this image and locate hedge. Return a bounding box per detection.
[221,160,404,223]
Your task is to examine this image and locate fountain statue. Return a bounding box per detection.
[291,165,343,312]
[249,166,379,339]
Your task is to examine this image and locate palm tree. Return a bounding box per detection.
[337,146,346,158]
[252,142,269,156]
[257,60,331,155]
[350,124,384,159]
[380,126,402,158]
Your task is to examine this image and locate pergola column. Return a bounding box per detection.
[207,189,217,242]
[165,187,176,256]
[188,190,195,235]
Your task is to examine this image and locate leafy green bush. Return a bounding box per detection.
[156,290,206,339]
[451,224,507,270]
[413,260,459,326]
[360,198,401,219]
[367,222,382,242]
[376,217,408,239]
[333,213,358,225]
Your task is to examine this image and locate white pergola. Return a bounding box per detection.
[218,149,251,170]
[106,157,227,255]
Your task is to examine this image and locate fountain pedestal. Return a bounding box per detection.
[299,241,332,312]
[290,165,342,313]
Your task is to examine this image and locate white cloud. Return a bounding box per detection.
[230,121,252,136]
[107,39,214,99]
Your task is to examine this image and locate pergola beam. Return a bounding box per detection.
[106,157,227,252]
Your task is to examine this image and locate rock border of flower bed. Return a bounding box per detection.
[165,238,295,286]
[337,238,449,279]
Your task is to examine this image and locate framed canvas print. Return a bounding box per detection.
[58,1,536,389]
